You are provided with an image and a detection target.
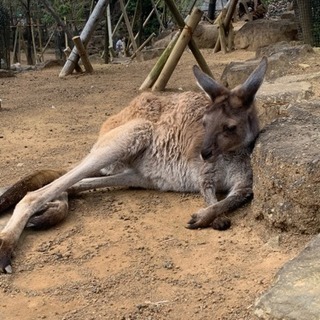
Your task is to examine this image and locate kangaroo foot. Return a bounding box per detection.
[27,193,69,230]
[0,236,14,274]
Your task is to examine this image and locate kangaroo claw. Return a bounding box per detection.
[186,211,212,229]
[0,237,14,274]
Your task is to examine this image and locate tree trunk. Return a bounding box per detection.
[296,0,313,45]
[40,0,74,44]
[208,0,216,20]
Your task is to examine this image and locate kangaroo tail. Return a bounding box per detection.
[0,169,66,213]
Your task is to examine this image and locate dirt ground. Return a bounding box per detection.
[0,49,317,320]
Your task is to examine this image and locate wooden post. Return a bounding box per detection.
[59,0,109,77]
[72,36,93,73]
[152,8,203,91]
[164,0,213,78]
[214,0,238,53]
[139,30,180,90]
[218,19,227,54]
[213,8,226,53]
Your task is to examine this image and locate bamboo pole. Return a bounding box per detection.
[119,0,139,59]
[213,8,226,53]
[139,30,180,90]
[150,0,165,31]
[41,31,55,55]
[214,0,238,53]
[106,4,113,50]
[218,19,227,54]
[59,0,109,77]
[164,0,213,78]
[130,32,155,60]
[152,8,203,91]
[129,0,160,50]
[64,17,68,47]
[72,36,93,73]
[12,25,19,63]
[112,0,131,37]
[37,19,44,62]
[31,19,38,64]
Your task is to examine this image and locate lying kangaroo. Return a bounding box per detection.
[0,57,267,273]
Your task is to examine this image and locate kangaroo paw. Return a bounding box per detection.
[0,236,14,274]
[27,194,69,230]
[211,216,231,231]
[186,208,214,229]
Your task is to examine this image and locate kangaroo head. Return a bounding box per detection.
[193,57,268,161]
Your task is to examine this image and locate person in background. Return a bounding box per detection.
[116,36,126,57]
[54,24,65,60]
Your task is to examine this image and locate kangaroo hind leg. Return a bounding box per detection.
[0,119,153,273]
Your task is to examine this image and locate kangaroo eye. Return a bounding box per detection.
[223,125,237,133]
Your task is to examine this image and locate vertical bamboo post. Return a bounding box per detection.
[37,19,44,62]
[64,17,68,48]
[59,0,109,77]
[152,8,203,91]
[218,19,227,54]
[12,25,19,63]
[106,5,113,50]
[31,19,38,64]
[214,0,238,53]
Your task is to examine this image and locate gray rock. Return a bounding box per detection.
[234,19,298,51]
[255,234,320,319]
[251,101,320,234]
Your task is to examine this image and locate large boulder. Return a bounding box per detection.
[255,234,320,319]
[234,19,298,51]
[221,42,315,88]
[251,102,320,234]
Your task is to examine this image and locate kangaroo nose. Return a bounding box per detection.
[201,149,213,161]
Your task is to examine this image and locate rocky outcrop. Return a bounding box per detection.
[221,42,315,88]
[255,234,320,319]
[234,19,298,51]
[251,102,320,234]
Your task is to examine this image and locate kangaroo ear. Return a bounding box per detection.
[232,57,268,105]
[193,65,228,101]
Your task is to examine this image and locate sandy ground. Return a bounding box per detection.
[0,49,315,319]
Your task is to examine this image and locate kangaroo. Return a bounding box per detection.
[0,57,268,273]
